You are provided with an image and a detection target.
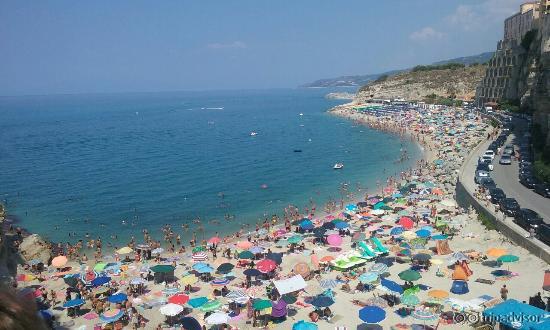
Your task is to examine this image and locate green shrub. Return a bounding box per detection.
[411,63,465,72]
[478,212,496,231]
[374,74,389,83]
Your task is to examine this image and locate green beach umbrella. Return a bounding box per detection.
[400,294,420,307]
[403,285,420,296]
[238,251,255,260]
[497,255,519,263]
[287,235,303,244]
[94,262,107,272]
[398,269,422,282]
[200,300,221,312]
[192,246,205,253]
[150,265,175,273]
[253,299,272,310]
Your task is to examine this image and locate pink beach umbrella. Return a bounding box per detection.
[83,312,98,320]
[236,241,253,250]
[208,236,221,245]
[325,215,336,221]
[51,255,68,268]
[273,229,287,237]
[327,234,343,247]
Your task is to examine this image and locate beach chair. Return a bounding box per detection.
[358,242,377,258]
[371,237,389,254]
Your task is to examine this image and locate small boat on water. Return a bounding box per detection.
[333,163,344,170]
[250,132,258,136]
[293,149,302,153]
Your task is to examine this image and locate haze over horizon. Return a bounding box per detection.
[0,0,525,96]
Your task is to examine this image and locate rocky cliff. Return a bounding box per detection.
[354,65,486,102]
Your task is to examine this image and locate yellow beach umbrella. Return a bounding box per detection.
[430,259,443,265]
[486,248,507,258]
[402,231,417,240]
[181,275,198,285]
[117,246,133,255]
[428,289,449,299]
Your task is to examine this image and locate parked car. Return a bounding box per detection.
[537,223,550,246]
[477,162,493,172]
[499,155,512,165]
[489,188,506,204]
[479,177,497,190]
[514,208,543,230]
[519,175,537,189]
[534,183,550,198]
[499,198,520,217]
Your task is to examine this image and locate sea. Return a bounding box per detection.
[0,88,421,244]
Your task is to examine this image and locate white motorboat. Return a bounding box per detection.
[250,131,258,136]
[333,163,344,170]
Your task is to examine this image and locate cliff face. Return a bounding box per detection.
[355,65,486,103]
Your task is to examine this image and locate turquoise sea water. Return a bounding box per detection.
[0,89,420,244]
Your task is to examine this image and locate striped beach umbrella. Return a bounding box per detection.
[100,309,124,323]
[369,263,388,274]
[226,290,247,300]
[192,252,208,262]
[359,272,379,283]
[211,278,230,286]
[200,300,222,312]
[412,308,439,321]
[318,279,338,289]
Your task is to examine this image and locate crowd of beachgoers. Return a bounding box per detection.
[1,102,549,330]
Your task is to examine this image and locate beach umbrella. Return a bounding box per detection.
[369,263,388,274]
[16,274,36,282]
[200,300,222,312]
[390,227,405,236]
[412,253,431,262]
[211,278,230,286]
[447,252,468,264]
[180,274,198,285]
[326,234,343,246]
[293,262,310,277]
[319,278,338,289]
[411,307,439,321]
[168,293,190,305]
[100,309,124,323]
[116,246,133,255]
[216,263,234,274]
[180,317,201,330]
[486,248,508,258]
[319,256,335,263]
[205,312,230,325]
[400,294,420,307]
[51,255,68,268]
[292,320,318,330]
[371,209,385,215]
[195,265,214,274]
[64,276,79,287]
[300,220,314,230]
[497,255,519,263]
[208,236,221,245]
[427,289,449,300]
[288,235,303,244]
[359,272,379,284]
[397,269,422,282]
[192,262,209,271]
[380,279,404,294]
[192,252,208,262]
[82,312,98,320]
[334,221,349,229]
[192,246,205,253]
[63,298,85,308]
[415,229,431,238]
[150,265,175,273]
[253,299,272,310]
[243,268,261,277]
[310,295,334,308]
[358,306,386,323]
[346,204,357,211]
[398,217,414,229]
[322,222,336,230]
[152,247,164,255]
[238,251,255,260]
[249,246,264,254]
[226,290,247,300]
[431,234,448,240]
[401,231,417,240]
[236,241,253,249]
[160,303,184,316]
[107,293,127,304]
[94,262,107,272]
[256,259,277,273]
[91,276,111,287]
[188,297,208,308]
[266,252,283,265]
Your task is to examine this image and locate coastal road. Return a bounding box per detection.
[491,119,550,222]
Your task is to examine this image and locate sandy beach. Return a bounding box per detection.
[2,102,549,330]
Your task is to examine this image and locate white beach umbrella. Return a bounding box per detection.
[205,312,231,325]
[159,303,183,316]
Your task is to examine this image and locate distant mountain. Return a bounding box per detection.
[301,52,494,88]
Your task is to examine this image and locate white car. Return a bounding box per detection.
[484,150,495,160]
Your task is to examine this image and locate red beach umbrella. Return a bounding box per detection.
[398,217,414,230]
[168,293,190,305]
[256,259,277,273]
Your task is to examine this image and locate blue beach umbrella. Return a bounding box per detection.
[63,298,85,308]
[359,306,386,323]
[91,276,111,287]
[108,293,128,304]
[431,234,448,240]
[415,229,431,238]
[335,221,349,229]
[420,226,434,232]
[192,263,209,271]
[390,227,404,236]
[292,320,318,330]
[310,295,334,308]
[359,272,379,283]
[346,204,357,211]
[196,266,214,274]
[300,220,314,230]
[243,268,261,277]
[180,317,201,330]
[369,263,388,274]
[188,297,209,308]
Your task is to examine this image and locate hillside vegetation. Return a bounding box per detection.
[356,64,486,103]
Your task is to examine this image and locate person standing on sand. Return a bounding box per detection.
[500,285,508,300]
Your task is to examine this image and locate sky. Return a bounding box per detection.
[0,0,526,96]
